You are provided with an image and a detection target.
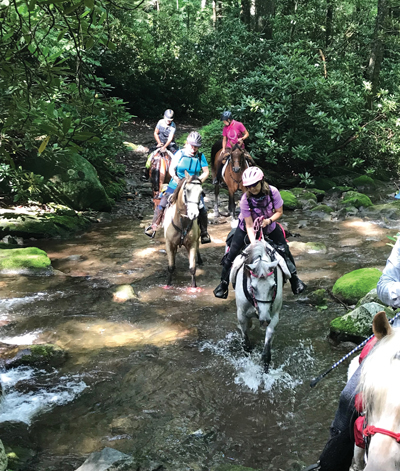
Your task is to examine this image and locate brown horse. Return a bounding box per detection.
[149,149,173,208]
[211,142,248,219]
[163,172,204,287]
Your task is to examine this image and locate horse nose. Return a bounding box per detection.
[233,167,240,173]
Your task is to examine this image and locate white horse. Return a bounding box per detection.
[230,240,284,372]
[354,311,400,471]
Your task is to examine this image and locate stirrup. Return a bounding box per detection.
[144,225,156,238]
[290,277,306,295]
[213,281,228,299]
[212,177,220,185]
[201,233,211,244]
[302,464,320,471]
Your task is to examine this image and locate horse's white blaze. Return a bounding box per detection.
[186,202,200,220]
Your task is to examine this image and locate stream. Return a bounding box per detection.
[0,174,397,470]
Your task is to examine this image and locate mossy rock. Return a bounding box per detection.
[288,188,317,209]
[5,445,36,471]
[332,268,382,304]
[355,288,381,307]
[289,241,327,254]
[0,247,52,275]
[340,191,373,208]
[309,288,329,306]
[330,302,394,341]
[310,204,334,214]
[313,177,336,191]
[280,190,300,210]
[353,175,376,190]
[0,440,7,471]
[307,188,326,201]
[363,203,400,220]
[5,344,67,368]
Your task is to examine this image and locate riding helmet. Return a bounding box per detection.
[221,110,233,122]
[242,167,264,187]
[164,109,174,121]
[187,131,202,148]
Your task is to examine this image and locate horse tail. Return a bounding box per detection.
[211,139,223,166]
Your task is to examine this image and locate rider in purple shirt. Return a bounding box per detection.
[213,167,306,299]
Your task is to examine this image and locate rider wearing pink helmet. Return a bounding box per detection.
[213,167,306,299]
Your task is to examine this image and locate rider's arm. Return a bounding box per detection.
[238,128,249,143]
[169,152,181,184]
[200,166,209,183]
[154,127,162,147]
[161,125,176,151]
[222,135,227,153]
[261,205,283,228]
[244,216,257,245]
[377,237,400,308]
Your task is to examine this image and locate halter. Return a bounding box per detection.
[171,179,202,247]
[363,425,400,443]
[226,145,246,189]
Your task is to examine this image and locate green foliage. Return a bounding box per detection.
[298,172,315,188]
[387,232,400,247]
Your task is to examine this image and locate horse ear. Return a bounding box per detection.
[372,311,393,340]
[184,170,190,180]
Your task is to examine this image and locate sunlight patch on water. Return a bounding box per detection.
[0,367,87,425]
[199,332,313,393]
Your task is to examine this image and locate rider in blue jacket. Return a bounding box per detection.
[144,131,211,244]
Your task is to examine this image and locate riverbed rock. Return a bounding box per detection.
[340,191,373,209]
[289,241,327,254]
[288,188,318,209]
[355,288,382,307]
[212,466,261,471]
[5,445,36,471]
[330,303,393,341]
[362,202,400,221]
[308,288,329,306]
[112,285,137,302]
[0,209,91,239]
[307,188,326,202]
[332,268,382,304]
[352,175,376,192]
[4,344,67,369]
[0,247,53,275]
[74,447,134,471]
[280,190,300,210]
[0,440,7,471]
[310,204,334,220]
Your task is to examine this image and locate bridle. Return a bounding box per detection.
[227,144,246,188]
[171,179,202,247]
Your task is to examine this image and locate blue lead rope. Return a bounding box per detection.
[310,310,400,388]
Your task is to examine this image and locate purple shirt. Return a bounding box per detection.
[222,120,247,148]
[238,185,284,234]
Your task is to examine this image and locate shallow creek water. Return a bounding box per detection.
[0,190,397,471]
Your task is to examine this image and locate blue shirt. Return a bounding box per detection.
[168,150,208,190]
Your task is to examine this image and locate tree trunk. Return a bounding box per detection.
[366,0,388,108]
[326,0,333,47]
[254,0,274,37]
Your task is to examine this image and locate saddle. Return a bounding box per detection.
[230,240,291,289]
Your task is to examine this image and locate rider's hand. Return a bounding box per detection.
[262,218,272,228]
[157,143,162,147]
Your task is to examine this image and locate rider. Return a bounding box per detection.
[142,109,178,181]
[213,167,306,299]
[213,111,256,185]
[302,236,400,471]
[144,131,211,244]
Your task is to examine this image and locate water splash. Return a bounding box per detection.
[0,366,87,425]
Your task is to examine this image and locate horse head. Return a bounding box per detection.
[182,171,203,220]
[244,242,279,325]
[359,311,400,471]
[230,145,246,173]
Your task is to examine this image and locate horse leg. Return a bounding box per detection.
[262,315,279,373]
[197,249,203,266]
[166,240,176,286]
[229,192,236,219]
[188,244,197,288]
[238,309,252,352]
[214,183,220,217]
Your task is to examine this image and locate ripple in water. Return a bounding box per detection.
[199,332,314,393]
[0,366,87,425]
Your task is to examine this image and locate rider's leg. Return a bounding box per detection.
[213,151,230,185]
[167,142,178,154]
[267,225,306,294]
[144,192,169,238]
[198,206,211,244]
[213,227,246,298]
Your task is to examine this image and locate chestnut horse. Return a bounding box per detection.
[163,172,204,287]
[211,141,248,219]
[149,149,173,208]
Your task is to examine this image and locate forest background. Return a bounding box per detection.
[0,0,399,208]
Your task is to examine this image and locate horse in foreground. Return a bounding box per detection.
[149,149,173,208]
[230,240,284,372]
[211,141,248,218]
[354,311,400,471]
[163,172,203,287]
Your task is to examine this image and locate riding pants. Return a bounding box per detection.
[148,142,178,156]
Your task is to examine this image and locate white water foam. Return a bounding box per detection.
[0,367,87,425]
[0,331,41,345]
[199,332,313,393]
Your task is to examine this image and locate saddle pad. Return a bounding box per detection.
[221,157,230,180]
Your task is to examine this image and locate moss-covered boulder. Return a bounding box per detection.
[288,188,318,209]
[307,188,326,202]
[332,268,382,304]
[353,175,376,191]
[340,191,373,208]
[308,288,329,306]
[330,302,394,341]
[313,177,337,191]
[4,344,67,369]
[0,247,52,275]
[363,203,400,221]
[310,204,334,218]
[0,440,7,471]
[23,152,112,211]
[0,209,91,239]
[289,241,328,254]
[356,288,382,308]
[280,190,300,210]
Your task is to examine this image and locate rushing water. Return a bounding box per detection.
[0,191,397,471]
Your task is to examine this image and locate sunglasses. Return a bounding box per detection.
[245,181,261,189]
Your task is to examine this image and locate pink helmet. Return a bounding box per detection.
[242,167,264,187]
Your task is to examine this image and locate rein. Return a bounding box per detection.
[363,425,400,443]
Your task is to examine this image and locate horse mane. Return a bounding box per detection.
[211,139,223,166]
[359,327,400,421]
[244,241,273,277]
[169,175,202,205]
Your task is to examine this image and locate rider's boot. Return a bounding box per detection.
[198,207,211,244]
[140,167,150,182]
[213,265,230,299]
[144,206,164,238]
[277,244,306,295]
